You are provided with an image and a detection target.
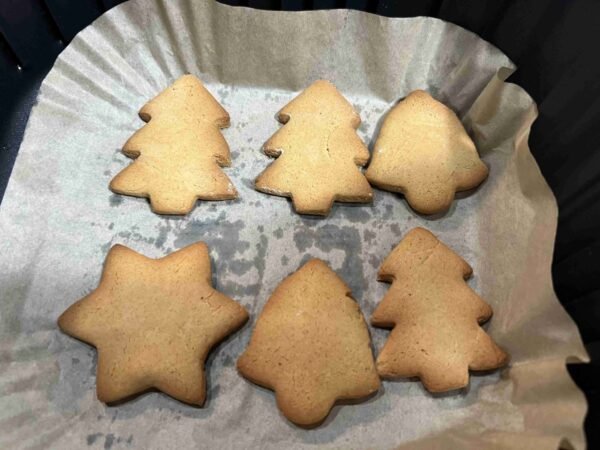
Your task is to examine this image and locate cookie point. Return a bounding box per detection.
[186,240,209,252]
[313,79,334,87]
[409,89,431,99]
[404,227,435,240]
[107,244,133,258]
[177,73,200,84]
[56,310,69,331]
[301,258,327,269]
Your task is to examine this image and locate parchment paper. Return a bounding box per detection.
[0,1,589,449]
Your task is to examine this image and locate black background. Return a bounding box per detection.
[1,0,598,445]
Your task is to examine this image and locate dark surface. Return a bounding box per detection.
[1,0,598,445]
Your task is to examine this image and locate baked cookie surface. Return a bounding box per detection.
[371,227,509,392]
[237,259,380,426]
[58,242,248,405]
[255,80,372,216]
[110,75,237,215]
[366,90,488,214]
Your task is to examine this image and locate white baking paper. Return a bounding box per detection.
[0,1,588,449]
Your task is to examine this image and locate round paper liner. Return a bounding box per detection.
[0,1,588,449]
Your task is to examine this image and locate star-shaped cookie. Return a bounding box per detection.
[58,242,248,405]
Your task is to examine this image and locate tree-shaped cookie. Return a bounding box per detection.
[110,75,237,215]
[366,90,488,215]
[237,259,380,426]
[254,80,373,216]
[58,242,248,405]
[371,228,508,392]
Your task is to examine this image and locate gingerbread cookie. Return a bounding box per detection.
[366,90,488,214]
[255,80,373,216]
[58,242,248,405]
[110,74,237,215]
[371,227,508,392]
[237,259,380,426]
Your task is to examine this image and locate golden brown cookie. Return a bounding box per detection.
[58,242,248,405]
[237,259,380,427]
[110,74,237,215]
[365,90,488,214]
[371,227,508,392]
[254,80,373,216]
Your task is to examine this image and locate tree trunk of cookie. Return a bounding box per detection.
[291,193,334,216]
